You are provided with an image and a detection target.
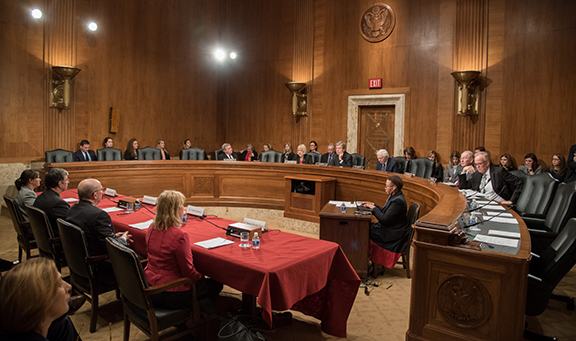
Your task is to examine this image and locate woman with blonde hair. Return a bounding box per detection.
[145,190,222,313]
[156,139,171,160]
[282,142,295,162]
[296,144,312,164]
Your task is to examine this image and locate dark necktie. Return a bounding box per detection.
[382,162,386,172]
[327,154,332,164]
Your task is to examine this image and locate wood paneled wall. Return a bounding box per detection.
[1,0,575,169]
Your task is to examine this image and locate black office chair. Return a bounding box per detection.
[524,218,576,341]
[97,147,122,161]
[515,173,559,220]
[392,156,408,173]
[138,147,162,160]
[3,195,37,262]
[105,238,202,341]
[45,149,74,163]
[214,149,223,160]
[180,147,207,160]
[25,205,66,271]
[57,218,118,333]
[260,150,283,163]
[400,202,420,278]
[407,158,434,179]
[306,153,321,164]
[509,169,527,180]
[351,153,365,168]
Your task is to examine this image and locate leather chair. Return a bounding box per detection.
[45,149,74,163]
[392,156,408,173]
[214,149,223,160]
[138,147,162,160]
[400,202,420,278]
[180,147,206,160]
[526,181,576,254]
[25,205,66,271]
[509,169,527,180]
[57,218,118,333]
[351,153,365,168]
[306,153,321,164]
[260,150,283,163]
[524,218,576,341]
[105,238,201,341]
[407,158,434,179]
[97,147,122,161]
[515,173,559,220]
[3,195,37,262]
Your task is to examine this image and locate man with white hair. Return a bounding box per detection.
[329,141,353,167]
[375,149,400,173]
[218,143,237,160]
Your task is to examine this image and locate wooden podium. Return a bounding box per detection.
[284,175,335,223]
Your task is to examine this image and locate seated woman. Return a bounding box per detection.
[261,143,272,153]
[124,138,139,160]
[156,139,171,160]
[15,170,41,221]
[239,143,259,161]
[0,258,78,341]
[444,151,460,183]
[427,150,443,181]
[499,153,516,171]
[545,153,568,182]
[292,144,310,164]
[102,136,113,148]
[519,153,543,176]
[403,146,416,161]
[282,142,295,163]
[179,139,192,159]
[145,190,222,313]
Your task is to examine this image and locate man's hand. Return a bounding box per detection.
[462,165,475,174]
[361,202,375,209]
[116,231,134,244]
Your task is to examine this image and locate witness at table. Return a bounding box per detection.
[329,141,353,167]
[321,143,336,164]
[262,143,272,153]
[309,141,320,155]
[428,150,444,181]
[124,138,139,160]
[282,142,295,163]
[403,146,416,161]
[239,144,259,161]
[156,139,171,160]
[15,170,40,221]
[518,153,543,176]
[218,143,237,160]
[72,139,97,162]
[33,168,70,237]
[376,149,399,173]
[0,258,80,341]
[545,154,568,182]
[294,144,312,164]
[361,175,409,253]
[444,151,461,183]
[499,153,516,171]
[145,190,223,313]
[102,137,113,148]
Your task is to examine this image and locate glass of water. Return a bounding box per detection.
[239,231,250,248]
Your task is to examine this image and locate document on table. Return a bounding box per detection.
[482,204,506,211]
[129,219,153,230]
[473,234,519,248]
[328,201,356,208]
[102,207,124,213]
[488,230,521,239]
[194,237,235,249]
[63,197,79,202]
[488,216,518,224]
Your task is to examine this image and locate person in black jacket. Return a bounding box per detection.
[33,168,70,237]
[124,138,139,160]
[428,150,444,181]
[72,140,97,162]
[282,142,295,163]
[329,141,353,167]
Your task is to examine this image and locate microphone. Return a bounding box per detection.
[102,195,119,204]
[463,204,516,229]
[468,185,507,212]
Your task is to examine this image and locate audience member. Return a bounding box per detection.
[499,153,516,171]
[320,143,336,164]
[444,151,461,183]
[33,168,70,236]
[282,142,295,163]
[567,144,576,182]
[545,154,568,182]
[124,139,139,160]
[458,151,523,204]
[15,170,40,220]
[145,190,223,313]
[330,141,353,167]
[240,144,259,161]
[518,153,542,176]
[295,144,311,164]
[72,139,97,162]
[459,150,475,181]
[403,146,416,161]
[156,139,170,160]
[262,143,272,153]
[474,146,486,153]
[182,139,192,150]
[309,141,320,154]
[428,150,444,181]
[102,137,113,148]
[376,149,399,173]
[218,143,237,160]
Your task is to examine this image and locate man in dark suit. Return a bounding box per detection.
[458,151,524,204]
[329,141,353,167]
[218,143,238,160]
[33,168,70,237]
[72,139,97,162]
[320,143,336,164]
[375,149,400,173]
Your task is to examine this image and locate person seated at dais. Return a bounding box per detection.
[261,143,272,154]
[320,143,336,164]
[156,139,170,160]
[218,143,237,160]
[294,144,313,164]
[329,141,353,167]
[444,151,461,183]
[309,140,320,155]
[72,139,97,162]
[124,138,139,160]
[14,170,41,221]
[428,150,444,181]
[239,143,259,161]
[102,137,114,148]
[499,153,516,171]
[375,149,399,173]
[282,142,295,163]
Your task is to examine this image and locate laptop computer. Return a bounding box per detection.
[352,192,372,212]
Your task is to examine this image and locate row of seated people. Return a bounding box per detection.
[4,169,222,340]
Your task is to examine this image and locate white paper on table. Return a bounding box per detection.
[194,237,235,249]
[102,207,124,213]
[483,210,513,217]
[482,204,506,211]
[328,201,356,208]
[473,234,519,248]
[63,198,79,202]
[488,216,518,224]
[488,230,521,239]
[129,219,153,230]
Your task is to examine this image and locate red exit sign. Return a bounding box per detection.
[369,78,382,89]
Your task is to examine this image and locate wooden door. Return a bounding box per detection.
[358,106,395,169]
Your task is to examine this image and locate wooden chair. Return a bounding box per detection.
[25,205,66,271]
[3,195,37,262]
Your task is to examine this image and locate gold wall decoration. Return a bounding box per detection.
[360,3,395,43]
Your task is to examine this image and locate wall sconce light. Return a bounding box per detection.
[451,70,481,116]
[50,66,81,110]
[285,82,308,121]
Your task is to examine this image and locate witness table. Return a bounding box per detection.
[61,191,360,338]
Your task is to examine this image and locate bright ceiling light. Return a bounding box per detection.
[31,9,43,19]
[214,49,226,61]
[87,22,98,31]
[229,52,237,59]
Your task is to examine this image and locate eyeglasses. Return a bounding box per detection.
[474,161,488,166]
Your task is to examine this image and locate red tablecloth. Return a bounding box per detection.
[61,191,360,337]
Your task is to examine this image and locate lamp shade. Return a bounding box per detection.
[451,70,480,86]
[285,82,306,93]
[52,66,81,81]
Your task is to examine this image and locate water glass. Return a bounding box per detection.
[239,231,250,248]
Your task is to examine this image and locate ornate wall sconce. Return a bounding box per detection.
[285,82,308,121]
[451,70,481,116]
[50,66,81,109]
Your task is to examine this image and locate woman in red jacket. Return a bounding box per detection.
[145,190,222,313]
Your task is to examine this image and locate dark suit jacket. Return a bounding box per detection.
[239,150,259,161]
[159,149,170,160]
[458,164,524,203]
[33,189,70,237]
[66,199,126,256]
[73,149,97,162]
[376,158,400,173]
[124,149,137,160]
[320,152,336,164]
[431,162,444,181]
[329,151,353,167]
[282,152,295,163]
[291,153,314,164]
[218,151,238,160]
[370,191,409,250]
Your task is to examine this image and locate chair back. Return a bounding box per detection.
[96,147,122,161]
[407,202,421,226]
[306,153,321,164]
[215,149,223,160]
[351,153,365,168]
[45,149,73,163]
[57,219,93,279]
[407,158,434,178]
[137,147,161,160]
[181,147,206,160]
[105,238,150,310]
[392,156,408,173]
[3,195,33,246]
[509,169,527,180]
[544,181,576,233]
[260,150,283,163]
[25,205,56,258]
[515,173,559,218]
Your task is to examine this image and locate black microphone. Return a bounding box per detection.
[468,185,507,212]
[102,195,119,204]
